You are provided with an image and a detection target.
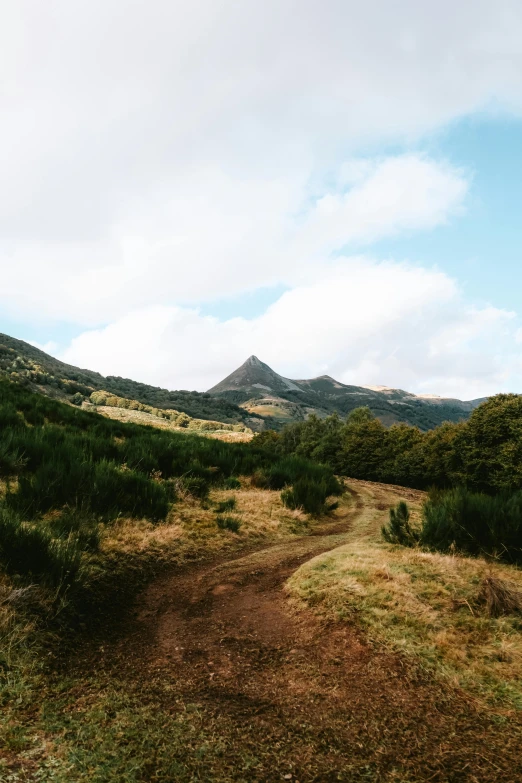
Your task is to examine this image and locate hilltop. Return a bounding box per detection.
[0,332,264,429]
[208,355,485,430]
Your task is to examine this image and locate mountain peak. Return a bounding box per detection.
[244,355,264,367]
[208,356,302,395]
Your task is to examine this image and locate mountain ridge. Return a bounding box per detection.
[207,355,486,430]
[0,332,486,431]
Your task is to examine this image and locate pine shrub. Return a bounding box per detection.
[223,476,241,490]
[420,488,522,563]
[381,501,419,546]
[0,506,83,588]
[281,477,340,515]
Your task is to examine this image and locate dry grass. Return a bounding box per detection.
[242,403,292,419]
[478,574,522,617]
[204,430,253,442]
[287,479,522,711]
[0,477,18,500]
[92,405,253,441]
[102,483,310,563]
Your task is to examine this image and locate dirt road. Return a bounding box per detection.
[105,481,520,782]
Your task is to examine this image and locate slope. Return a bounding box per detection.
[0,332,263,427]
[208,355,485,430]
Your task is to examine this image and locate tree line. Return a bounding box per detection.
[256,394,522,495]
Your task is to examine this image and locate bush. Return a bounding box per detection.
[281,476,341,515]
[0,379,343,589]
[420,488,522,563]
[216,515,241,533]
[48,508,101,552]
[223,476,241,490]
[0,505,83,589]
[0,439,25,477]
[215,497,236,513]
[251,469,269,489]
[382,501,419,546]
[178,475,211,499]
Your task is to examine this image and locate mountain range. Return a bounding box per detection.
[0,332,485,431]
[207,355,485,430]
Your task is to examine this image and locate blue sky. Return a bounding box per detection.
[370,115,522,312]
[1,1,522,396]
[4,114,520,343]
[198,114,522,322]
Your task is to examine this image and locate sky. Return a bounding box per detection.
[1,0,522,399]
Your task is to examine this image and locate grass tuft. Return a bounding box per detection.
[478,574,522,617]
[216,515,241,533]
[214,497,236,513]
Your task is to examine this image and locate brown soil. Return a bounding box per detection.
[100,482,521,782]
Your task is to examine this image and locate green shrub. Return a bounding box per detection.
[6,458,169,522]
[178,475,211,499]
[251,469,269,488]
[0,506,83,589]
[281,476,341,515]
[0,439,25,477]
[48,508,101,552]
[215,497,236,513]
[223,476,241,490]
[385,489,522,565]
[420,488,522,563]
[0,378,343,590]
[382,501,419,546]
[216,515,241,533]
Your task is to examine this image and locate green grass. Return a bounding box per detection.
[216,514,241,533]
[287,481,522,711]
[214,497,237,514]
[0,378,338,594]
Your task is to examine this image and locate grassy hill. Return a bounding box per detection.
[0,333,266,428]
[0,334,485,432]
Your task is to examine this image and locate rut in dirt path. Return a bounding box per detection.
[107,482,521,782]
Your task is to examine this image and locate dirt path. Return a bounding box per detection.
[104,482,521,782]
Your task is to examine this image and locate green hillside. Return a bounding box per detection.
[0,333,264,427]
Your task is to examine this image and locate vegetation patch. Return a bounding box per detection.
[0,334,259,425]
[214,497,237,514]
[261,393,522,492]
[216,514,242,533]
[382,489,522,565]
[288,534,522,711]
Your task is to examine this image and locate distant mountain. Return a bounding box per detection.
[0,333,486,432]
[209,355,304,396]
[208,355,486,430]
[0,333,264,428]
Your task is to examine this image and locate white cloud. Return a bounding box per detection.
[0,155,467,325]
[1,1,522,397]
[60,258,519,399]
[0,0,518,322]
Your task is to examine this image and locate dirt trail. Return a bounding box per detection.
[107,481,521,782]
